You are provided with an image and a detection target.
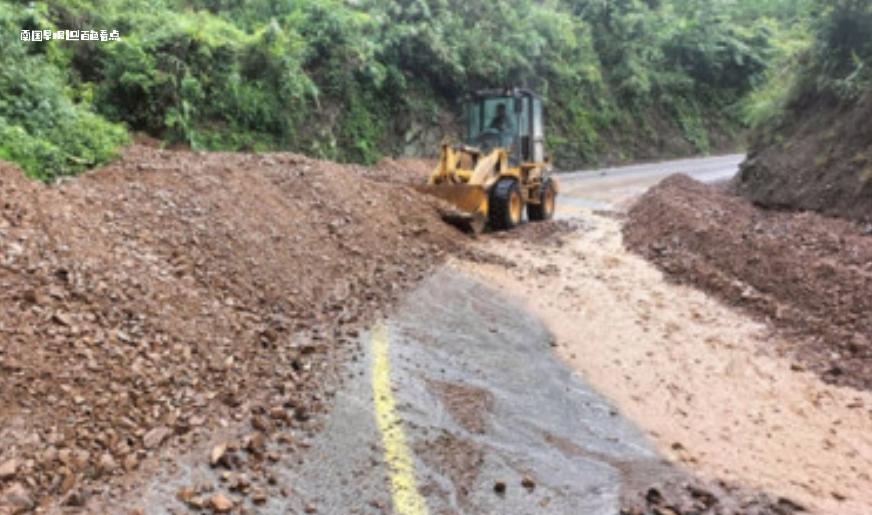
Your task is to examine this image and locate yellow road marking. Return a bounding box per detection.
[371,323,429,515]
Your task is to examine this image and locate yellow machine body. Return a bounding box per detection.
[416,88,559,231]
[417,142,558,227]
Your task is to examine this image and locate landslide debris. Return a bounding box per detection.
[0,145,468,509]
[368,157,436,186]
[624,174,872,391]
[621,478,806,515]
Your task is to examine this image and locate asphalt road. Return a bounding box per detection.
[557,153,745,211]
[272,269,668,514]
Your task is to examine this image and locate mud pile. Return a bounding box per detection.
[622,478,805,515]
[624,174,872,391]
[369,157,436,186]
[734,94,872,223]
[0,146,466,510]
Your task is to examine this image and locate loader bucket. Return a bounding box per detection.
[415,184,488,233]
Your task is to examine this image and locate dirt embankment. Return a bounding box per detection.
[0,146,467,511]
[370,157,436,185]
[734,93,872,223]
[624,174,872,391]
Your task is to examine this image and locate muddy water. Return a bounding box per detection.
[460,213,872,514]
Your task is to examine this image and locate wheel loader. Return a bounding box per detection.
[417,88,558,231]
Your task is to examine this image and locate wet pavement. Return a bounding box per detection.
[558,153,744,212]
[372,268,660,514]
[258,269,660,513]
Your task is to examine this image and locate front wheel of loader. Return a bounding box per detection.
[488,178,523,231]
[527,178,556,222]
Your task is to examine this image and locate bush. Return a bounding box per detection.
[808,0,872,99]
[0,0,819,175]
[0,2,128,180]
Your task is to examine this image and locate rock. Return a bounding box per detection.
[250,487,267,504]
[62,489,86,507]
[210,443,228,467]
[52,312,73,327]
[1,483,34,513]
[72,449,90,470]
[176,487,196,503]
[177,487,207,509]
[0,459,18,480]
[123,454,139,472]
[294,407,310,422]
[98,452,117,473]
[245,433,266,455]
[493,481,507,495]
[646,487,664,505]
[269,406,288,421]
[251,415,271,432]
[142,426,172,449]
[187,496,207,509]
[208,492,234,513]
[521,475,536,491]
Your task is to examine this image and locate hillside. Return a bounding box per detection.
[1,0,807,181]
[734,0,872,222]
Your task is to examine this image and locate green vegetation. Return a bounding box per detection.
[0,0,833,179]
[803,0,872,100]
[745,0,872,128]
[0,3,128,180]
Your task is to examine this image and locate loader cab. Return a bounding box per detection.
[466,88,546,164]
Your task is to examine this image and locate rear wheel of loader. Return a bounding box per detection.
[488,178,523,230]
[528,178,556,222]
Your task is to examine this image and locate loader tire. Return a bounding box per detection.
[527,178,556,222]
[488,178,523,231]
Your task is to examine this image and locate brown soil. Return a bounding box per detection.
[0,145,469,511]
[414,432,483,511]
[734,94,872,223]
[624,174,872,392]
[370,157,436,186]
[426,380,494,434]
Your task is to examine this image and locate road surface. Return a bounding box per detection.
[557,153,744,211]
[115,154,752,514]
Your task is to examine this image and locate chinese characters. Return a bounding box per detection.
[19,29,120,42]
